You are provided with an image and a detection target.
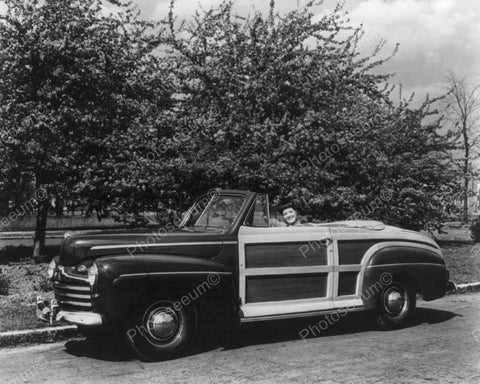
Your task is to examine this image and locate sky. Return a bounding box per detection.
[0,0,478,103]
[130,0,480,104]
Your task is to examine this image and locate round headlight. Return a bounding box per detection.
[47,259,57,280]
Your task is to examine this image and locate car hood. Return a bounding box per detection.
[60,228,225,266]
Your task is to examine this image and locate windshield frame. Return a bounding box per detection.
[243,193,270,227]
[179,192,248,232]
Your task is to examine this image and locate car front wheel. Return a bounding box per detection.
[376,281,416,330]
[125,297,196,361]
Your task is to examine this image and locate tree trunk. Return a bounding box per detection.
[463,119,470,223]
[464,170,469,223]
[32,196,49,263]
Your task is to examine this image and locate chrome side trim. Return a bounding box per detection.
[90,241,236,251]
[56,311,102,326]
[245,266,333,276]
[367,262,446,269]
[114,270,232,283]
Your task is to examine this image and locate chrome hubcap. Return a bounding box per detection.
[384,289,405,315]
[146,307,178,341]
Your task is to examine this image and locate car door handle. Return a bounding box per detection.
[319,238,332,246]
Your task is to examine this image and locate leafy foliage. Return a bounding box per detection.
[0,0,461,248]
[165,0,459,229]
[0,0,171,254]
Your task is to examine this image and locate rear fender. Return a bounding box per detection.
[359,243,447,309]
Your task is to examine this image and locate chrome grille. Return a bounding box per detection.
[53,268,92,311]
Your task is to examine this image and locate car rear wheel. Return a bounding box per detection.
[376,281,416,330]
[125,297,196,361]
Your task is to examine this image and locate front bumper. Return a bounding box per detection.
[36,297,103,326]
[39,262,103,326]
[56,310,103,326]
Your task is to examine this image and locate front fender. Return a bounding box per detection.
[92,254,236,328]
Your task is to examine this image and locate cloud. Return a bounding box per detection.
[346,0,480,99]
[0,1,7,15]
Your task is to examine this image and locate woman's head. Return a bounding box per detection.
[279,201,298,226]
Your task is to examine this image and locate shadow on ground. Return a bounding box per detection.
[63,306,459,362]
[64,338,134,362]
[222,307,460,349]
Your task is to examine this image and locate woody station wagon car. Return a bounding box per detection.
[41,190,450,361]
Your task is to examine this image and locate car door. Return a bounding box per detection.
[238,224,335,321]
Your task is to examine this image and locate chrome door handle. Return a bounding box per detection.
[320,238,332,246]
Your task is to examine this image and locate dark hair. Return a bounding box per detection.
[278,201,297,214]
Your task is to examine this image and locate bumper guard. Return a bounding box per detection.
[36,296,103,326]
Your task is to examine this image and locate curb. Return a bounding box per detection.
[451,282,480,294]
[0,325,79,348]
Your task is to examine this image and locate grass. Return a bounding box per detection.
[441,243,480,284]
[0,243,478,333]
[0,263,56,332]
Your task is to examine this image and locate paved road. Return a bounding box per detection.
[1,294,480,384]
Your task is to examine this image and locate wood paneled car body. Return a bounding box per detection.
[43,190,450,360]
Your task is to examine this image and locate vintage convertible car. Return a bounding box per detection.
[41,190,450,360]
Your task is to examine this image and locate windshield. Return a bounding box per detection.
[180,194,245,231]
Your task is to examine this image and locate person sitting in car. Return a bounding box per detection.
[269,201,305,227]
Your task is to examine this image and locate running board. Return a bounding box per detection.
[240,306,365,323]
